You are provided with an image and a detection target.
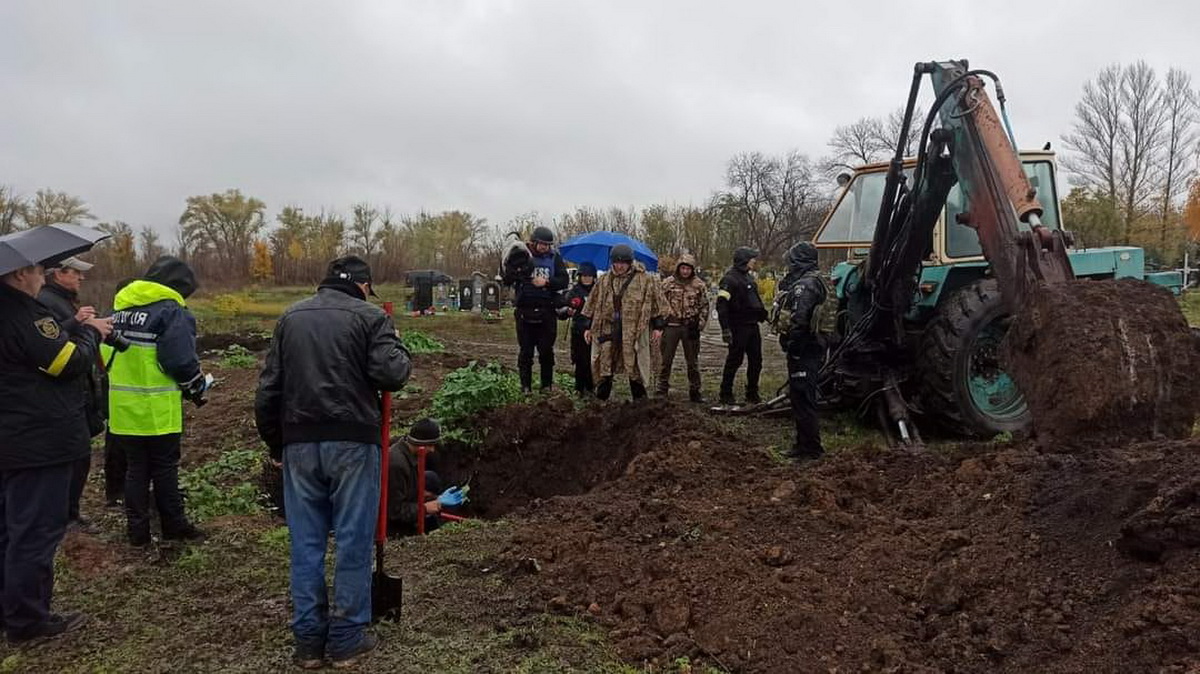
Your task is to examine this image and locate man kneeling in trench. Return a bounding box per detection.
[387,418,466,535]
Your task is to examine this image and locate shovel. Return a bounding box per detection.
[372,301,404,621]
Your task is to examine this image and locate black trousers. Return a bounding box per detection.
[786,337,824,457]
[113,433,191,539]
[0,461,71,639]
[104,431,126,505]
[721,323,763,397]
[67,452,91,521]
[516,316,557,390]
[569,328,594,393]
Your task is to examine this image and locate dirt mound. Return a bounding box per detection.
[196,331,272,354]
[484,401,1200,672]
[1006,279,1200,446]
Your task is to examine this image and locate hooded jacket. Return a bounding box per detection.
[716,247,766,329]
[661,253,710,328]
[775,242,827,351]
[255,277,412,458]
[107,258,203,436]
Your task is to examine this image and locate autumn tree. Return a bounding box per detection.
[1156,68,1199,249]
[93,221,139,279]
[250,239,274,283]
[1183,179,1200,244]
[23,189,94,228]
[1061,187,1122,249]
[179,189,267,279]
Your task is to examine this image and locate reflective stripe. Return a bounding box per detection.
[41,341,77,376]
[109,384,179,394]
[717,290,731,300]
[122,330,158,341]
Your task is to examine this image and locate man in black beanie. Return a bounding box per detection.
[386,418,465,535]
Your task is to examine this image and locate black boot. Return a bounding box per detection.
[630,380,648,400]
[719,390,736,406]
[745,389,762,405]
[596,378,614,401]
[689,390,705,404]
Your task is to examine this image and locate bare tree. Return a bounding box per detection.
[1062,65,1124,204]
[1157,68,1199,247]
[349,203,383,259]
[24,189,94,228]
[0,186,26,235]
[713,151,824,262]
[1063,62,1170,244]
[876,106,926,158]
[827,117,886,169]
[137,225,165,267]
[1118,62,1168,241]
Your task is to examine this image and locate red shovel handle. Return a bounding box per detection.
[416,447,427,536]
[376,301,394,546]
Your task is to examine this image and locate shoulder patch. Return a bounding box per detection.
[34,317,61,339]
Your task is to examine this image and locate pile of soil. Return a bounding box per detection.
[195,331,272,354]
[1005,279,1200,446]
[475,401,1200,672]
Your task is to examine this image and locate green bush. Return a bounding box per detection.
[401,330,445,355]
[430,362,523,441]
[218,344,258,369]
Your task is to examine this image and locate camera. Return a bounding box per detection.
[105,332,131,352]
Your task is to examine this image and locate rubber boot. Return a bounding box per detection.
[630,380,648,401]
[596,378,614,401]
[689,390,705,404]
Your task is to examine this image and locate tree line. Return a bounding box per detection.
[3,59,1198,289]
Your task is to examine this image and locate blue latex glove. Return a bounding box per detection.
[437,486,466,508]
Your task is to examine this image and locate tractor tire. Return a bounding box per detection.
[917,279,1031,437]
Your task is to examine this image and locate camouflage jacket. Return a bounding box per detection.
[660,254,710,329]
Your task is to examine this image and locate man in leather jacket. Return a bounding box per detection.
[255,255,411,669]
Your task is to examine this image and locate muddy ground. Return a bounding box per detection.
[7,308,1200,673]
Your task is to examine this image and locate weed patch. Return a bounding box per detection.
[430,362,524,442]
[179,449,265,521]
[218,344,258,368]
[401,330,445,354]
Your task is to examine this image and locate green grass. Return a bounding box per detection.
[1181,290,1200,326]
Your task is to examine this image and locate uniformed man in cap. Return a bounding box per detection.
[38,256,104,533]
[0,262,112,643]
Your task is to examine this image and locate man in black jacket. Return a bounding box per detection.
[774,242,827,461]
[716,247,768,406]
[38,257,103,533]
[502,226,569,393]
[558,262,596,396]
[0,262,112,644]
[386,418,465,536]
[255,255,411,670]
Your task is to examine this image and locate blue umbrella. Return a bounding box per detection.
[559,231,658,273]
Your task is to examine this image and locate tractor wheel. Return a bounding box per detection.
[917,279,1031,437]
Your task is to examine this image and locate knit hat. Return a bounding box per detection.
[406,418,442,445]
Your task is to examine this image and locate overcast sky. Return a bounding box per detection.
[2,0,1198,236]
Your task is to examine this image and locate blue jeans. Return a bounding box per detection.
[283,441,380,657]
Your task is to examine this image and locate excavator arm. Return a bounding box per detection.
[828,59,1076,444]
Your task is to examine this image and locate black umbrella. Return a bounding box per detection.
[0,223,110,276]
